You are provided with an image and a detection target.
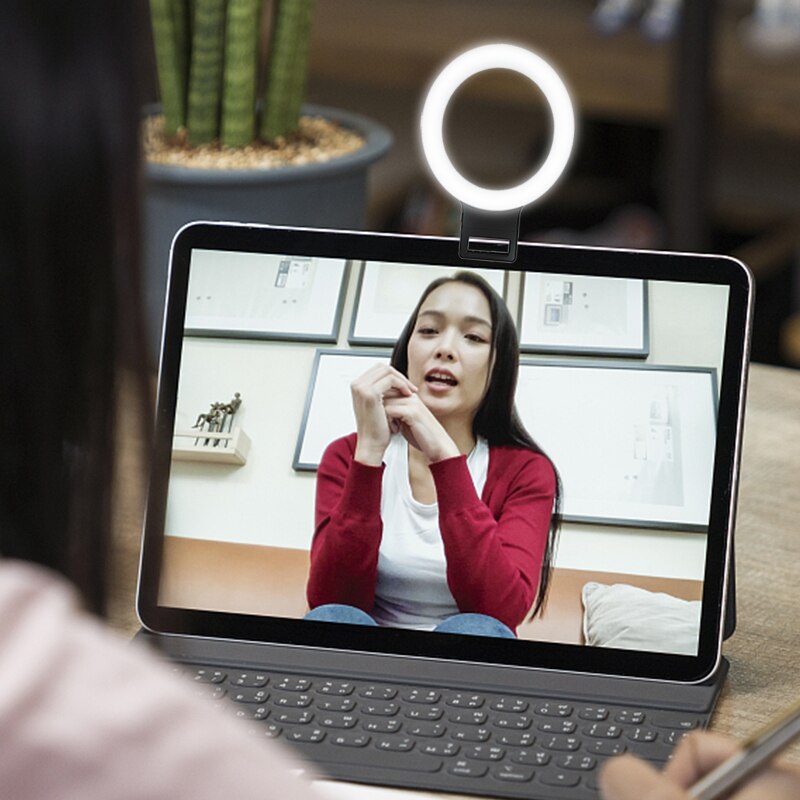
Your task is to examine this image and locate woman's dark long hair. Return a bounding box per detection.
[391,271,561,618]
[0,1,150,615]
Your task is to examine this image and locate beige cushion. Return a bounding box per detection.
[582,581,701,655]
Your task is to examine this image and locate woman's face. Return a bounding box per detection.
[406,281,493,425]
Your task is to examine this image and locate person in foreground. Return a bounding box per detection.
[306,272,561,636]
[0,2,316,797]
[601,731,800,799]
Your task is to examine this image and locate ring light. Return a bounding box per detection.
[420,43,575,213]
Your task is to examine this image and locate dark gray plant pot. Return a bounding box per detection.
[142,104,392,361]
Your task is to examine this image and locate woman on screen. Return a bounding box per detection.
[306,272,561,637]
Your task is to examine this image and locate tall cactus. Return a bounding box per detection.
[149,0,314,148]
[221,0,263,147]
[261,0,315,142]
[149,0,189,138]
[186,0,227,146]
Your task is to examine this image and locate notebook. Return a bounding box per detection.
[137,221,752,798]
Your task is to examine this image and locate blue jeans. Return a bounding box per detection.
[304,604,516,639]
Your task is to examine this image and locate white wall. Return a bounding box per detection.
[165,262,727,582]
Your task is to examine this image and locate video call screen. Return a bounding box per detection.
[159,250,729,657]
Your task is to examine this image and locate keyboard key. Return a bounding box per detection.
[448,759,488,778]
[579,706,609,721]
[448,710,488,725]
[421,741,460,757]
[627,727,659,743]
[406,706,444,721]
[465,745,505,761]
[616,709,646,725]
[450,726,491,743]
[232,705,270,721]
[558,754,597,771]
[288,739,442,773]
[317,697,356,713]
[275,677,312,692]
[362,701,399,717]
[286,728,325,744]
[230,688,269,704]
[538,719,577,734]
[318,713,358,729]
[192,668,226,684]
[275,709,314,725]
[651,715,699,731]
[330,732,370,748]
[539,769,581,788]
[493,764,534,783]
[272,693,312,708]
[446,693,485,709]
[402,689,441,704]
[358,685,397,700]
[665,730,689,746]
[363,718,402,734]
[585,723,622,739]
[496,731,535,747]
[318,680,354,696]
[589,739,627,756]
[493,714,532,730]
[536,702,573,717]
[407,722,446,738]
[262,723,282,738]
[541,735,580,752]
[375,736,416,752]
[491,697,529,713]
[230,672,269,688]
[512,748,551,766]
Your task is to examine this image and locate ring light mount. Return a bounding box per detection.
[420,43,576,264]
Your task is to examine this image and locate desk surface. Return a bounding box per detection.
[109,361,800,793]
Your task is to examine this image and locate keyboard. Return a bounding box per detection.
[179,662,702,799]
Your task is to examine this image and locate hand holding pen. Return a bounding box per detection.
[599,699,800,800]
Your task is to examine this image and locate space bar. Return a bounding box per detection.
[287,741,444,773]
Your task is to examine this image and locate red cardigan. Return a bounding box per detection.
[307,433,556,630]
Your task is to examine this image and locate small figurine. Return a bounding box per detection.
[192,393,242,446]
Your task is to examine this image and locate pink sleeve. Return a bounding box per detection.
[429,451,555,630]
[0,562,321,800]
[306,435,384,611]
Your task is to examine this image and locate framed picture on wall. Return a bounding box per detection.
[293,349,391,471]
[516,360,717,531]
[517,273,649,357]
[184,249,350,342]
[348,261,507,346]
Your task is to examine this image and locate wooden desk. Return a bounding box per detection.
[109,361,800,789]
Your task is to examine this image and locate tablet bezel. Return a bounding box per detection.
[137,222,752,684]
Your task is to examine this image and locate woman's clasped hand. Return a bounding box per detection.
[351,364,459,466]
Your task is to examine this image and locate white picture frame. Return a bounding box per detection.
[516,360,717,531]
[349,261,507,345]
[184,249,349,341]
[294,350,391,470]
[518,273,649,357]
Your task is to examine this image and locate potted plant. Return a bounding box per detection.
[143,0,392,357]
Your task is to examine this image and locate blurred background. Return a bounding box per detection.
[145,0,800,367]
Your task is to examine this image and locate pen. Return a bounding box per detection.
[688,697,800,800]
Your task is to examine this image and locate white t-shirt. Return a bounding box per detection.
[372,434,489,630]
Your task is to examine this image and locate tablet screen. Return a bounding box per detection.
[139,223,751,683]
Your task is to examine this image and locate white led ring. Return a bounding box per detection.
[420,43,575,212]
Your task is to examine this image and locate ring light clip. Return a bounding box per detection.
[420,43,576,263]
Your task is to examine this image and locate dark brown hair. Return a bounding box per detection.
[0,0,150,615]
